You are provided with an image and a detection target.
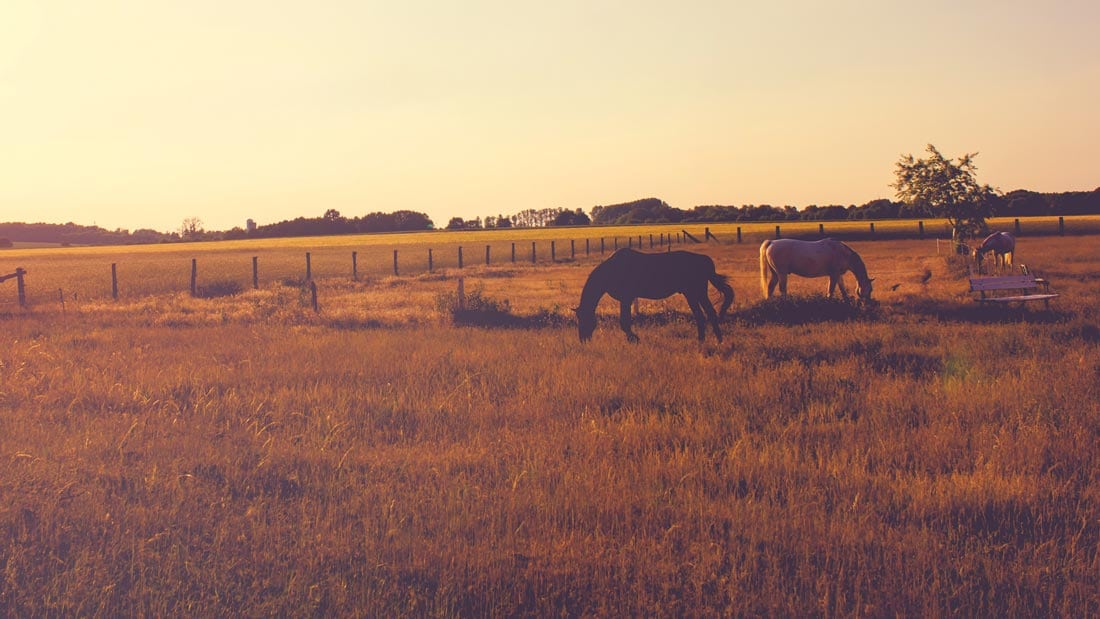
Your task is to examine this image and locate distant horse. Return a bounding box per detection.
[759,238,874,302]
[975,231,1015,273]
[575,249,735,343]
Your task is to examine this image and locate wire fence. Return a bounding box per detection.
[1,216,1093,311]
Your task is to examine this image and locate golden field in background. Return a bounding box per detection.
[3,216,1100,306]
[1,231,1098,615]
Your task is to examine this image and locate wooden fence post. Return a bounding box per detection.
[16,268,26,307]
[486,245,491,265]
[351,252,358,280]
[393,249,399,276]
[586,238,590,255]
[1,268,28,308]
[428,248,434,273]
[190,259,197,296]
[870,222,876,237]
[918,221,925,239]
[601,238,605,254]
[458,246,464,269]
[819,223,825,237]
[253,256,260,288]
[1059,216,1065,236]
[511,243,516,263]
[111,263,118,300]
[775,225,781,239]
[571,239,575,259]
[1014,218,1021,236]
[310,281,319,312]
[305,252,312,280]
[649,234,654,248]
[737,227,742,243]
[551,241,556,262]
[531,242,536,264]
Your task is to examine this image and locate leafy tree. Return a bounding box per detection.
[590,198,684,225]
[391,210,433,230]
[550,208,591,226]
[180,217,205,241]
[892,144,998,241]
[998,190,1049,217]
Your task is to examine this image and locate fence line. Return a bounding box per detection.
[4,217,1087,306]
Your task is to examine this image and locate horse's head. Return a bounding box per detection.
[574,307,596,343]
[857,277,875,305]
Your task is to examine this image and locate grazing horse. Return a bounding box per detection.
[759,238,874,302]
[575,249,735,343]
[975,231,1015,273]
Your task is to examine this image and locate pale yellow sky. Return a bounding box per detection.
[2,1,1097,232]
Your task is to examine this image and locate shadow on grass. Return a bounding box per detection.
[734,295,876,326]
[897,297,1072,325]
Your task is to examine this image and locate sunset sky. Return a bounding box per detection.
[2,1,1097,233]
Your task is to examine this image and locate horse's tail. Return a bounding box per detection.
[710,272,735,319]
[759,240,773,299]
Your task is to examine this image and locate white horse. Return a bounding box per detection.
[975,231,1015,273]
[760,238,874,302]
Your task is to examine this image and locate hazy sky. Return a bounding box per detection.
[2,1,1097,233]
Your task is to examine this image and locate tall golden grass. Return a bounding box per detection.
[1,235,1098,615]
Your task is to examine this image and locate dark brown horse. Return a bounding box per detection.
[575,249,735,343]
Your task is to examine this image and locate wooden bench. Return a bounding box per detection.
[969,269,1058,307]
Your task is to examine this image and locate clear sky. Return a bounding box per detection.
[2,1,1097,233]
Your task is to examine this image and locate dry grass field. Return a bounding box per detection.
[1,230,1098,615]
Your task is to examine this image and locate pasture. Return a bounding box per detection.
[1,230,1098,615]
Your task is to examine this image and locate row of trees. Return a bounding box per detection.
[583,146,1099,241]
[445,208,592,230]
[226,209,434,240]
[0,222,177,246]
[3,145,1096,246]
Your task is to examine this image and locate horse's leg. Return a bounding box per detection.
[778,272,788,296]
[686,296,708,342]
[835,275,850,301]
[698,293,723,342]
[766,268,779,298]
[619,299,638,342]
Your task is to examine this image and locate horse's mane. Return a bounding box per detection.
[577,260,610,313]
[842,242,870,283]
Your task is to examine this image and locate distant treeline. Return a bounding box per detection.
[589,189,1100,225]
[0,222,175,246]
[2,188,1098,247]
[225,209,434,240]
